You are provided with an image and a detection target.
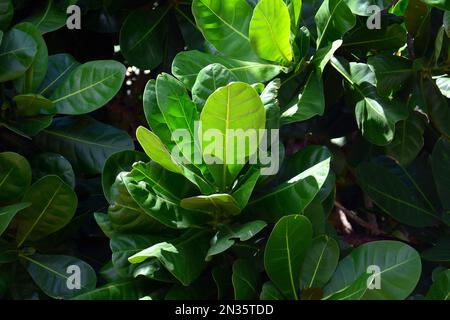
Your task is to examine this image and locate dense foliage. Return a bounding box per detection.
[0,0,449,300]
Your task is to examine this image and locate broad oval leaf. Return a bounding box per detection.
[0,202,31,236]
[192,0,255,60]
[38,53,80,97]
[50,60,126,115]
[356,161,441,227]
[172,50,286,89]
[0,28,37,82]
[24,0,77,34]
[119,5,170,69]
[22,253,96,299]
[31,152,75,188]
[249,0,293,64]
[200,82,265,189]
[13,94,54,117]
[15,175,77,246]
[232,259,261,299]
[300,235,339,289]
[315,0,356,48]
[264,214,313,299]
[136,126,183,174]
[324,240,422,300]
[0,152,32,202]
[192,63,237,109]
[34,116,134,175]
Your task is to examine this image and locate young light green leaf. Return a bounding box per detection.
[249,0,293,64]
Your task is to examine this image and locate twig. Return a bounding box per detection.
[335,202,385,235]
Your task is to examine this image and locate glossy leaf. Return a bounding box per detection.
[128,230,211,286]
[15,175,77,246]
[300,235,339,289]
[324,241,422,300]
[232,259,260,299]
[264,215,313,299]
[38,53,80,97]
[50,60,126,115]
[207,221,267,258]
[192,63,237,109]
[0,152,32,202]
[34,116,134,174]
[22,254,96,299]
[315,0,356,48]
[0,28,37,82]
[172,50,286,89]
[192,0,255,60]
[249,0,293,64]
[25,0,77,34]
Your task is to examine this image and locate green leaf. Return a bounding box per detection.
[34,116,134,175]
[128,229,211,286]
[331,58,408,145]
[248,145,331,222]
[315,0,356,48]
[249,0,293,64]
[200,82,265,190]
[420,0,450,10]
[123,161,210,228]
[15,176,77,246]
[285,0,302,32]
[38,53,80,97]
[172,50,286,89]
[356,161,441,227]
[386,112,426,166]
[1,115,53,137]
[73,279,150,300]
[50,60,126,115]
[344,0,391,16]
[22,253,97,299]
[260,281,284,300]
[444,11,450,37]
[0,27,37,82]
[206,221,267,258]
[422,79,450,138]
[192,63,237,110]
[94,212,115,238]
[111,233,167,278]
[108,172,165,234]
[24,0,77,34]
[0,203,30,236]
[432,138,450,211]
[212,265,233,299]
[119,5,170,69]
[324,241,422,300]
[368,54,413,97]
[343,23,407,50]
[13,22,48,93]
[232,259,260,299]
[264,215,313,299]
[260,78,281,129]
[102,150,149,204]
[0,152,32,202]
[192,0,256,60]
[281,40,342,124]
[300,235,339,289]
[0,0,13,30]
[30,153,75,188]
[136,126,183,174]
[426,269,450,300]
[181,193,241,216]
[13,94,54,117]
